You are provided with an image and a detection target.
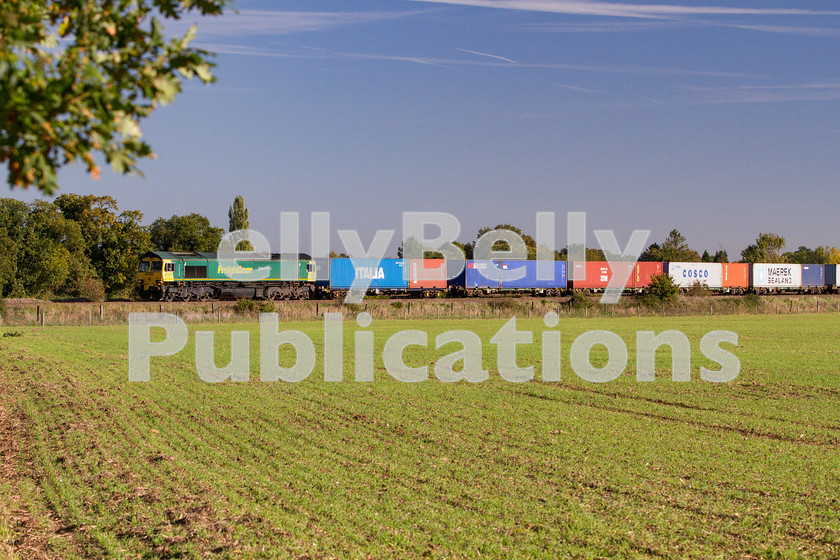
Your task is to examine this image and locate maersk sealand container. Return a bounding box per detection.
[750,263,802,289]
[496,261,567,290]
[329,258,408,290]
[801,264,825,289]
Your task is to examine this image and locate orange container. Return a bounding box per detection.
[721,263,749,288]
[632,262,663,289]
[408,258,447,289]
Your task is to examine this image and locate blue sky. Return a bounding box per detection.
[9,0,840,257]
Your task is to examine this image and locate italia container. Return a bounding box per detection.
[496,260,567,290]
[631,262,663,290]
[408,258,447,290]
[569,261,612,290]
[750,263,802,289]
[329,258,408,290]
[801,264,825,288]
[721,263,749,290]
[666,262,723,289]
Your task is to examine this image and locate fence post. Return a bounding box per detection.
[99,304,104,322]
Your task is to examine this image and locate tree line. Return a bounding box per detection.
[0,194,247,300]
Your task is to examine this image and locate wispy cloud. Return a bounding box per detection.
[410,0,840,19]
[197,42,755,79]
[674,82,840,104]
[719,24,840,38]
[170,9,419,37]
[457,48,518,64]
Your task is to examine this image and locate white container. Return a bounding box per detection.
[751,263,802,289]
[667,262,723,288]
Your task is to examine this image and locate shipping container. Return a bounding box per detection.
[666,262,723,289]
[496,260,567,290]
[801,264,825,289]
[721,263,749,290]
[631,262,663,290]
[329,258,408,290]
[827,264,838,290]
[408,258,447,290]
[750,263,802,289]
[569,261,613,290]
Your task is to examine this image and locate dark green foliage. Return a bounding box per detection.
[54,194,152,297]
[149,214,224,252]
[782,245,836,264]
[228,195,253,251]
[741,233,785,263]
[648,273,679,302]
[641,230,701,262]
[686,280,710,297]
[570,291,588,309]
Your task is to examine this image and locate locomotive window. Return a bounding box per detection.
[164,263,174,272]
[138,262,150,272]
[151,261,162,271]
[307,263,314,273]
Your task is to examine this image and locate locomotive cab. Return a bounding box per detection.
[137,254,174,299]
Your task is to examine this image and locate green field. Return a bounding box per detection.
[1,314,839,558]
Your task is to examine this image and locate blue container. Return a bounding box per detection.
[463,260,501,288]
[801,264,825,287]
[497,260,567,289]
[827,264,838,289]
[453,260,567,290]
[329,258,408,290]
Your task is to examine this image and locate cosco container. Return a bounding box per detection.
[666,262,723,289]
[408,258,447,290]
[750,263,802,289]
[801,264,825,289]
[329,258,408,290]
[721,263,749,290]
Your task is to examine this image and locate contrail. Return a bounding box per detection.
[457,48,518,64]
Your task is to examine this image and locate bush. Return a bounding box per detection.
[77,277,106,302]
[234,299,259,314]
[648,273,679,302]
[743,293,763,309]
[570,291,588,309]
[686,280,710,297]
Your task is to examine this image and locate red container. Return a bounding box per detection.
[721,263,749,289]
[569,261,612,289]
[632,262,664,289]
[408,258,447,289]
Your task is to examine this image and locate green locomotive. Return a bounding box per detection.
[137,251,319,301]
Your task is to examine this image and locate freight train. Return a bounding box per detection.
[136,251,839,301]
